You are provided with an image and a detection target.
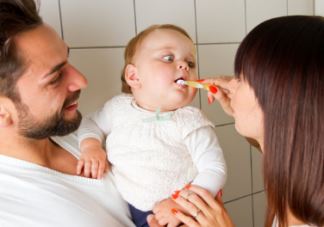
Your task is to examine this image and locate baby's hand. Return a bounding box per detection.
[152,198,182,226]
[77,139,109,179]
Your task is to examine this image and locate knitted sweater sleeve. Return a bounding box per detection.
[77,97,115,146]
[177,106,227,196]
[184,126,227,196]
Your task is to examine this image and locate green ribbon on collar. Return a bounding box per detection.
[142,108,173,122]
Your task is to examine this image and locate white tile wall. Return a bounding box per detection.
[252,147,264,192]
[39,0,61,36]
[253,192,266,227]
[69,48,125,114]
[225,196,253,227]
[214,125,251,201]
[60,0,135,47]
[135,0,197,42]
[246,0,287,32]
[288,0,314,15]
[315,0,324,15]
[198,44,238,125]
[196,0,245,43]
[39,1,314,226]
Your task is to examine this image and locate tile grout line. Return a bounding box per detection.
[58,0,64,40]
[68,42,241,50]
[193,0,202,110]
[214,122,234,127]
[133,0,137,35]
[223,190,265,204]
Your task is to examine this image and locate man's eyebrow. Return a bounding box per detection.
[43,61,67,78]
[43,47,69,78]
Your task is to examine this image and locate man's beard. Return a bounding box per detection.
[16,91,82,139]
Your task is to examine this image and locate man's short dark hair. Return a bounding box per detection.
[0,0,42,100]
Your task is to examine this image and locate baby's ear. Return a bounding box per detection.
[124,64,141,89]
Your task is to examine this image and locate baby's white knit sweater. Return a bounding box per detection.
[78,94,226,211]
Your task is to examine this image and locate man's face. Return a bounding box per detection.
[13,24,87,139]
[15,90,82,139]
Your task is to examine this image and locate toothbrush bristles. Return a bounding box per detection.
[176,79,186,85]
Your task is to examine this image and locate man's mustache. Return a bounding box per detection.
[63,90,81,108]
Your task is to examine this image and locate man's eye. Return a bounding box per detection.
[162,55,174,62]
[49,72,63,85]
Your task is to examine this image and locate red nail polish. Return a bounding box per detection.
[217,189,223,198]
[171,208,178,215]
[172,190,180,199]
[209,85,218,94]
[184,183,191,190]
[207,96,212,104]
[196,79,205,82]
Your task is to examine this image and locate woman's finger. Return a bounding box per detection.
[186,185,220,210]
[187,186,234,227]
[203,76,233,90]
[172,210,201,227]
[177,190,208,220]
[207,88,233,116]
[202,76,234,116]
[147,214,164,227]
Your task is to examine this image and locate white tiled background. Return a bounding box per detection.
[39,1,319,226]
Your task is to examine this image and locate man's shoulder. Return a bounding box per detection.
[51,133,80,158]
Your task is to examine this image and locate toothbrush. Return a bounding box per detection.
[176,79,218,94]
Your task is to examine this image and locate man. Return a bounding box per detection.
[0,0,134,226]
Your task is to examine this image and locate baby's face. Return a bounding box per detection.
[132,29,198,112]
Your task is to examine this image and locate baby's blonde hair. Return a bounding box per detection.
[121,24,193,93]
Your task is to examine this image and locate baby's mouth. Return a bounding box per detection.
[175,77,185,84]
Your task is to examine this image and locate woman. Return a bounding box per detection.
[148,15,324,227]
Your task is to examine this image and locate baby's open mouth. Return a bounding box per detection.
[175,78,186,85]
[175,77,185,83]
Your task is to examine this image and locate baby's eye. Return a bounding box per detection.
[187,61,196,68]
[162,55,174,62]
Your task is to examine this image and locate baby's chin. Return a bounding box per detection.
[166,97,196,111]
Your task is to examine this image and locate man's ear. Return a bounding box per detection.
[0,104,13,127]
[124,64,141,89]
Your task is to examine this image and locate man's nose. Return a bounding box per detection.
[67,65,88,91]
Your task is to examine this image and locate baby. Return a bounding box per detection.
[77,24,227,227]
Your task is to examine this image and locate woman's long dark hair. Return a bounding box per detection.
[235,16,324,227]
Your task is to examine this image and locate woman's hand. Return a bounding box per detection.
[204,76,235,117]
[171,185,234,227]
[147,214,186,227]
[147,214,164,227]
